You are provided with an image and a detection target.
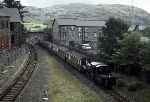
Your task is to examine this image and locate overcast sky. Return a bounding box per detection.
[20,0,150,13]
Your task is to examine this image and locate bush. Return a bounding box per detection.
[117,79,127,87]
[97,17,129,62]
[128,82,144,92]
[112,32,150,75]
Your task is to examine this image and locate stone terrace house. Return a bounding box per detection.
[52,18,106,49]
[0,7,22,48]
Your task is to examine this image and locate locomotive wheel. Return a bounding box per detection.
[86,70,94,81]
[104,79,112,89]
[104,79,108,88]
[80,68,85,73]
[86,70,91,79]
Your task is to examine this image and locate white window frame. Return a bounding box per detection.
[78,27,82,32]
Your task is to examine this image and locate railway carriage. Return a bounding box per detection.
[57,47,67,59]
[52,44,59,54]
[64,50,88,72]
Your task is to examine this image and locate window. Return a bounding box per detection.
[10,23,15,31]
[0,20,8,29]
[1,21,5,29]
[64,26,67,30]
[78,27,82,32]
[79,33,82,38]
[6,20,9,28]
[93,33,97,37]
[0,21,2,29]
[71,26,75,30]
[99,32,104,38]
[11,35,15,44]
[61,32,66,40]
[62,26,67,31]
[85,33,88,37]
[85,27,88,32]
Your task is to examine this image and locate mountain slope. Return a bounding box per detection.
[24,3,150,25]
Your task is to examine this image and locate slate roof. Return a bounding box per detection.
[56,19,106,27]
[0,7,21,22]
[0,12,9,17]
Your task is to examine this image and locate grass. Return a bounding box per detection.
[23,20,47,32]
[0,54,28,84]
[142,89,150,102]
[47,56,103,102]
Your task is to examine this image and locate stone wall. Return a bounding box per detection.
[0,45,29,66]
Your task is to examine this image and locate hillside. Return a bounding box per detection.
[24,3,150,25]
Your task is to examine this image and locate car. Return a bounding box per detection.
[81,43,92,50]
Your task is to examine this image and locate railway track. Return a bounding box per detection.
[0,45,37,102]
[106,90,132,102]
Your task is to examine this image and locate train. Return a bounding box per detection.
[40,41,116,89]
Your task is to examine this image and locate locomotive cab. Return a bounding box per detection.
[87,62,116,89]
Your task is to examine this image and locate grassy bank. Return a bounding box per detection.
[47,56,104,102]
[23,19,47,32]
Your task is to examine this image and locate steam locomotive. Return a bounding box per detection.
[40,41,116,89]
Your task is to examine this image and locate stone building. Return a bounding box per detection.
[0,7,22,48]
[0,12,11,48]
[52,18,106,49]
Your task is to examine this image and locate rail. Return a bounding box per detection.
[0,44,37,102]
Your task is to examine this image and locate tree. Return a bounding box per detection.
[42,27,53,42]
[112,32,150,74]
[3,0,25,21]
[2,0,16,7]
[14,1,25,21]
[142,27,150,37]
[112,32,144,65]
[142,42,150,69]
[98,18,129,63]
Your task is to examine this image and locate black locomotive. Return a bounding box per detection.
[40,41,116,89]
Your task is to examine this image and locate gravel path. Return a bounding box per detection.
[15,47,50,102]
